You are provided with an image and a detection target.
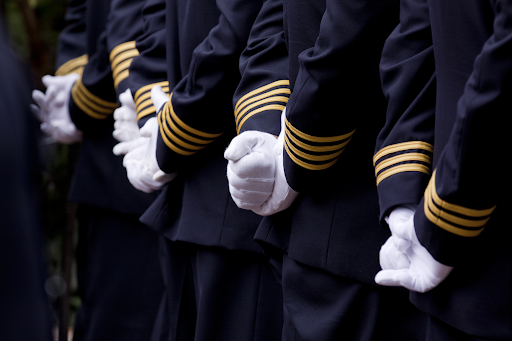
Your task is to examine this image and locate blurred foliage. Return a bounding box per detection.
[3,0,67,77]
[2,0,81,328]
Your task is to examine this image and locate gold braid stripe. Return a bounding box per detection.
[55,55,88,76]
[234,80,290,113]
[285,128,351,153]
[423,170,496,237]
[285,116,355,143]
[374,141,433,166]
[376,164,431,186]
[236,104,286,134]
[284,138,339,170]
[166,94,222,139]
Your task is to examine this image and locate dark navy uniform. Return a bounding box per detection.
[137,0,284,339]
[251,0,429,339]
[52,0,164,340]
[376,0,512,339]
[0,20,53,341]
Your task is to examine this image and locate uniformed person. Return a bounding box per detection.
[224,0,430,339]
[373,0,512,339]
[32,0,165,339]
[118,0,285,339]
[0,17,53,341]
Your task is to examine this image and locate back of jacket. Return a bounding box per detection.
[256,0,400,285]
[409,0,512,338]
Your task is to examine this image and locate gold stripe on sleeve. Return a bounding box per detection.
[55,55,88,76]
[374,141,433,166]
[422,170,496,237]
[167,94,222,139]
[110,41,137,61]
[236,104,287,134]
[235,80,290,113]
[376,164,431,185]
[285,116,355,143]
[284,139,339,171]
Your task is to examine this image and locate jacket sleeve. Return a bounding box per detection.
[233,0,289,136]
[372,0,436,222]
[55,0,88,76]
[69,0,147,133]
[413,0,511,267]
[155,0,264,173]
[282,0,399,194]
[68,31,118,134]
[126,0,170,127]
[106,0,146,97]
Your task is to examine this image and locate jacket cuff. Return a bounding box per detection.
[234,80,290,135]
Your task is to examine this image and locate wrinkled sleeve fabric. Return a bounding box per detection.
[55,0,88,76]
[127,0,170,127]
[282,0,399,193]
[69,0,147,133]
[233,0,289,136]
[413,0,511,266]
[373,0,436,222]
[155,0,264,173]
[68,31,118,134]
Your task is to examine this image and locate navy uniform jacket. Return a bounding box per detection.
[64,0,158,215]
[375,0,512,338]
[0,21,53,341]
[254,0,400,285]
[142,0,277,254]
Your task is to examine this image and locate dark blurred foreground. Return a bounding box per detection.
[1,0,82,337]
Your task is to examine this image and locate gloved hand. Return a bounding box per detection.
[225,110,298,216]
[225,130,277,210]
[113,85,168,156]
[113,89,139,142]
[122,86,176,193]
[375,207,453,293]
[31,73,82,144]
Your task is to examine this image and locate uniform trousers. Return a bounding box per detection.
[73,205,164,341]
[159,240,283,341]
[269,252,428,341]
[426,316,498,341]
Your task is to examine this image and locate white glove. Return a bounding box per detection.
[32,74,82,144]
[225,131,277,210]
[375,207,453,293]
[225,110,298,216]
[113,85,169,156]
[113,89,139,142]
[122,87,176,193]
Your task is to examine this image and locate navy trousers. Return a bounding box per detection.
[426,316,498,341]
[73,205,164,341]
[270,253,428,341]
[159,240,283,341]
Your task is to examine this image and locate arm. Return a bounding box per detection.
[54,0,88,76]
[233,0,289,136]
[413,0,511,267]
[282,0,399,194]
[225,0,298,215]
[127,0,170,127]
[155,0,263,173]
[373,0,436,222]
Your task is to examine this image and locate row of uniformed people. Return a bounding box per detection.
[33,0,165,340]
[33,0,511,340]
[36,0,425,339]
